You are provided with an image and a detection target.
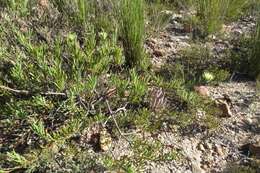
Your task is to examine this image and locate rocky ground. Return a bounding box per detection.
[102,81,260,173]
[142,12,260,173]
[76,12,260,173]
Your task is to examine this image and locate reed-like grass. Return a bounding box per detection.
[192,0,251,36]
[119,0,146,68]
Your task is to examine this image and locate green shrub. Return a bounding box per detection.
[119,0,146,68]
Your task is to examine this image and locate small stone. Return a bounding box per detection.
[124,90,130,97]
[249,141,260,159]
[39,0,49,8]
[99,128,112,152]
[153,49,164,57]
[215,99,232,117]
[192,163,205,173]
[205,143,213,150]
[198,144,206,152]
[149,38,157,44]
[201,164,208,170]
[194,86,210,97]
[244,117,253,125]
[183,23,192,33]
[215,145,224,156]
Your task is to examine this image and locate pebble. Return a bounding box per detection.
[192,162,205,173]
[153,49,164,57]
[201,164,208,170]
[244,117,253,125]
[205,143,213,150]
[198,143,206,152]
[215,145,224,156]
[194,86,210,97]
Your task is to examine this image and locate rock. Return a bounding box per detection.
[183,23,192,33]
[153,49,164,57]
[244,117,253,125]
[249,140,260,159]
[215,144,224,156]
[198,143,206,152]
[39,0,49,8]
[201,164,208,170]
[205,143,213,150]
[215,99,232,117]
[99,128,112,152]
[192,162,205,173]
[194,86,210,97]
[170,13,183,23]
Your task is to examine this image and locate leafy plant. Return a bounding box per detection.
[129,69,148,104]
[31,119,52,141]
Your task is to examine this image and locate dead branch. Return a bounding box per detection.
[0,85,30,95]
[0,85,67,97]
[105,100,133,147]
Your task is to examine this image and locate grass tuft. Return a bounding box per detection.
[119,0,146,68]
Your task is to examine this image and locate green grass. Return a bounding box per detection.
[119,0,146,68]
[189,0,251,36]
[145,0,174,36]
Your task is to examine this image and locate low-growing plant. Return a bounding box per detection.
[129,69,149,104]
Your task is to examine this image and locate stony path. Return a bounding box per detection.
[142,12,259,173]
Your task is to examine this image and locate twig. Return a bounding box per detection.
[42,91,67,97]
[105,100,133,146]
[91,88,117,106]
[0,85,29,95]
[0,85,67,97]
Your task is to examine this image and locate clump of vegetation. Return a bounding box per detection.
[176,44,231,85]
[145,0,174,36]
[119,0,147,68]
[0,0,259,172]
[229,14,260,79]
[190,0,251,36]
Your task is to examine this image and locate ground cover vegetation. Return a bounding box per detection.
[0,0,259,172]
